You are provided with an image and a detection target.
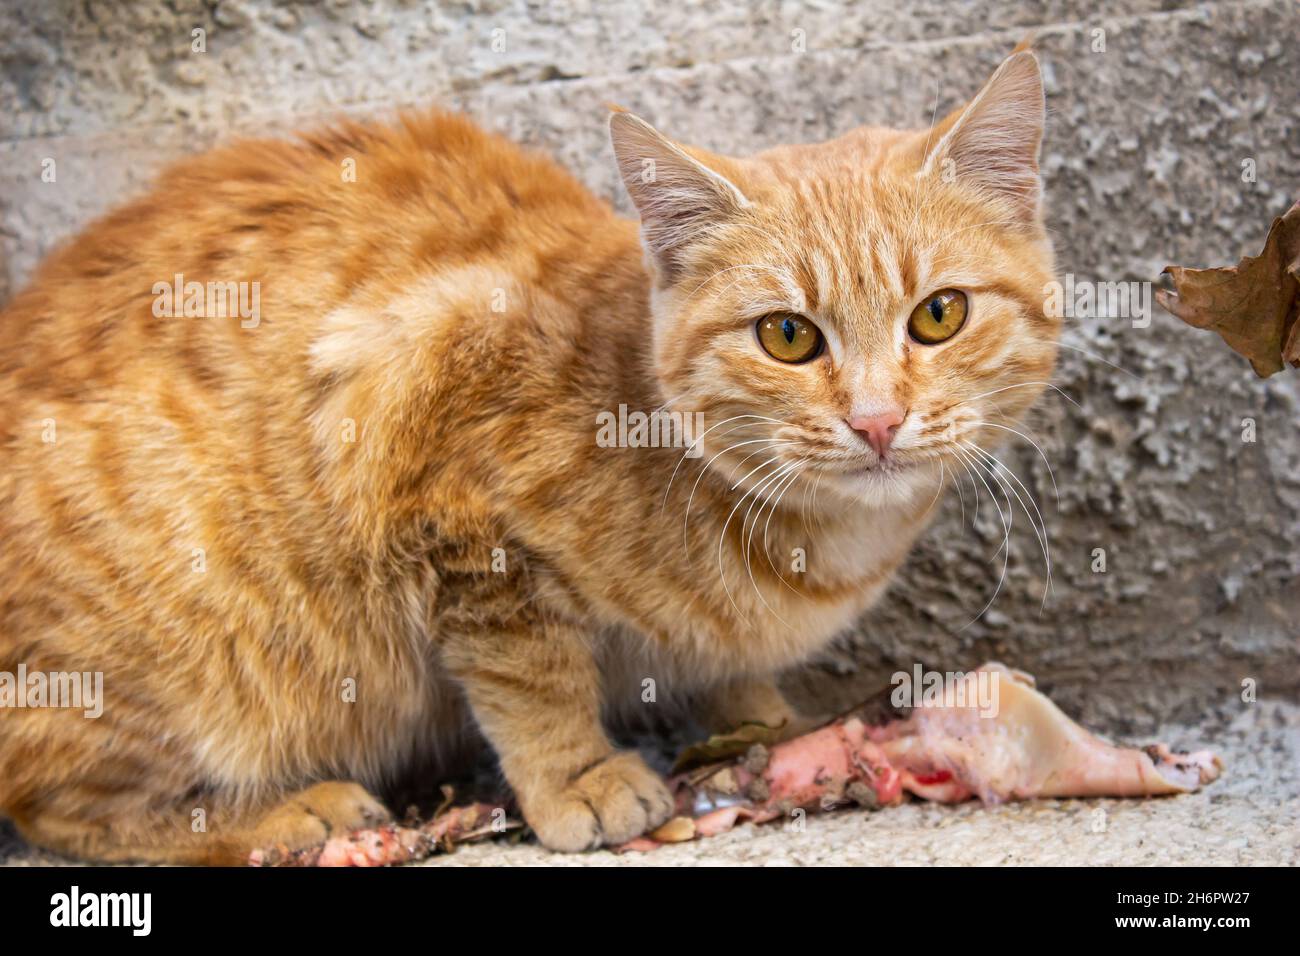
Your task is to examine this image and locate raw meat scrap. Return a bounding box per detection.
[627,663,1221,850]
[249,801,516,867]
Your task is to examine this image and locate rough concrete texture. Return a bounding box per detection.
[0,0,1297,863]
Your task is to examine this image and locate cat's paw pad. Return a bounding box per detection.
[526,752,674,852]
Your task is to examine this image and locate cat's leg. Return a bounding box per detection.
[2,707,391,863]
[696,676,818,738]
[9,779,391,865]
[442,617,674,852]
[245,781,393,853]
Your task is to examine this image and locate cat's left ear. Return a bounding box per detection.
[609,110,751,281]
[920,51,1046,225]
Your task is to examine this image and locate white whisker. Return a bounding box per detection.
[952,445,1011,632]
[970,420,1060,507]
[962,381,1080,410]
[682,435,790,559]
[718,458,798,629]
[661,413,787,515]
[759,462,807,597]
[964,441,1053,610]
[1056,340,1141,379]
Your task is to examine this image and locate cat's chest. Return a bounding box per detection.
[611,502,920,679]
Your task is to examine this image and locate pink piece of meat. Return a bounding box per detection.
[871,664,1220,801]
[250,802,508,867]
[628,662,1222,850]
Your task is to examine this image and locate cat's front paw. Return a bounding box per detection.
[523,751,674,852]
[251,780,392,851]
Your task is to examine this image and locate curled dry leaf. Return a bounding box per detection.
[1156,201,1300,377]
[670,719,788,774]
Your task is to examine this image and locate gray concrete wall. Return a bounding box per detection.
[2,0,1297,728]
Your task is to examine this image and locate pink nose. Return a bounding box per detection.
[847,409,905,457]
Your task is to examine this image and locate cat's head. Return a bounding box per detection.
[610,52,1058,507]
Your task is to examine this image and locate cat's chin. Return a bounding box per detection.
[818,459,939,507]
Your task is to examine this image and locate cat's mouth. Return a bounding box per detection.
[819,453,945,498]
[841,456,917,477]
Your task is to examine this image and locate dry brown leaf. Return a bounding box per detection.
[1156,201,1300,377]
[670,719,787,774]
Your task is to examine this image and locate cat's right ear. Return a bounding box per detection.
[918,51,1046,226]
[608,111,750,281]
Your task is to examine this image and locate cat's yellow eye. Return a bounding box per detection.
[907,289,969,345]
[756,313,823,363]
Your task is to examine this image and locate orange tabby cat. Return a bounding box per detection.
[0,51,1056,862]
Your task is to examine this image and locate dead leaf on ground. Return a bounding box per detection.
[671,720,787,774]
[1156,201,1300,377]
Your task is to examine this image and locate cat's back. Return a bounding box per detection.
[0,108,623,473]
[1,109,607,396]
[0,108,620,653]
